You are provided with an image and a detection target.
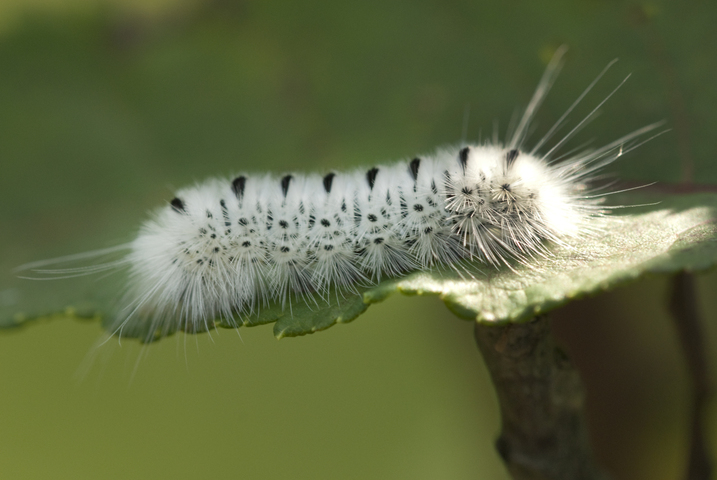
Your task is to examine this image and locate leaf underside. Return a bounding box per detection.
[2,192,717,341]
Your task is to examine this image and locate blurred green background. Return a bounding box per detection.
[1,0,716,479]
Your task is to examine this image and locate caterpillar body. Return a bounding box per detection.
[133,144,588,334]
[22,49,661,342]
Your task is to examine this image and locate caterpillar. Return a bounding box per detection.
[21,48,661,343]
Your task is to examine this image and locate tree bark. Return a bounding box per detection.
[474,317,610,480]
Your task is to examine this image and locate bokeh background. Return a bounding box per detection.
[0,0,716,479]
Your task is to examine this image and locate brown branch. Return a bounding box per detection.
[474,317,610,480]
[669,272,714,480]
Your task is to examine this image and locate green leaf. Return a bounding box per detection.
[369,192,717,326]
[267,191,717,335]
[5,191,715,340]
[258,191,717,335]
[258,189,717,336]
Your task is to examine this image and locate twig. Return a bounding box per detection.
[669,272,714,480]
[474,317,610,480]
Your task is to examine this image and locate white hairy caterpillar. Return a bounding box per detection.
[23,48,661,343]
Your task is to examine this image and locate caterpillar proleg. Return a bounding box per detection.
[22,48,662,343]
